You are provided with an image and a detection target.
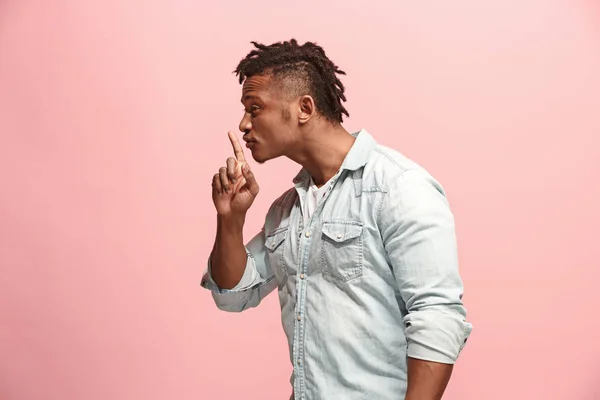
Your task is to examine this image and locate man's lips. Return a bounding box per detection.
[245,141,256,149]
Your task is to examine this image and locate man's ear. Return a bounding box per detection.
[298,95,316,124]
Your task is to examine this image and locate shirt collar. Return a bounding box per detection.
[292,129,377,184]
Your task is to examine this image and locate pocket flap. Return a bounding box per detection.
[265,227,288,251]
[321,221,363,243]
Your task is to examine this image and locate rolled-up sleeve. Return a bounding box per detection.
[378,168,472,364]
[201,229,278,312]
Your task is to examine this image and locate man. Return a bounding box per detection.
[202,39,472,400]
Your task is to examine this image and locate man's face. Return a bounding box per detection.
[239,74,297,164]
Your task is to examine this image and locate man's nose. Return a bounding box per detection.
[239,113,252,133]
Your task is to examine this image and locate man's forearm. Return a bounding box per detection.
[405,357,453,400]
[210,213,248,289]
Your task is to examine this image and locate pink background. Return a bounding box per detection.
[1,1,599,399]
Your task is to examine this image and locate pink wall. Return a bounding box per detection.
[1,1,599,399]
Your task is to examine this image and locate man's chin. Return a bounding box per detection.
[250,151,273,164]
[251,154,267,164]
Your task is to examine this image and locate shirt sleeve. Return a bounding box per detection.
[200,228,278,312]
[378,168,472,364]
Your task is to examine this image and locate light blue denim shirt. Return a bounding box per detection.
[202,129,472,400]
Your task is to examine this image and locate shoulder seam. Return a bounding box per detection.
[375,167,417,225]
[372,146,408,172]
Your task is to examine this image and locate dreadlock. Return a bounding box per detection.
[234,39,349,124]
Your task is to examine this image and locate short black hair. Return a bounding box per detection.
[234,39,349,123]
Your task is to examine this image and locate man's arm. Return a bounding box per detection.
[202,166,278,312]
[405,358,453,400]
[201,132,277,312]
[201,225,277,313]
[209,132,258,289]
[378,168,472,399]
[210,213,249,289]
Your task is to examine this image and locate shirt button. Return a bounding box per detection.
[297,359,302,365]
[305,231,311,238]
[297,315,302,321]
[336,233,343,239]
[300,273,305,279]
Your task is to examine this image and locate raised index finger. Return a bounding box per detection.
[228,131,246,164]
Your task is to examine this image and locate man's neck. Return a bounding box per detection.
[288,124,356,187]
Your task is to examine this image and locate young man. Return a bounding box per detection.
[202,39,472,400]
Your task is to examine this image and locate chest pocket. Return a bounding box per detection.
[265,226,289,285]
[320,220,364,283]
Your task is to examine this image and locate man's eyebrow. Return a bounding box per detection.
[241,94,259,102]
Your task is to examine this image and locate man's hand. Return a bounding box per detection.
[212,131,260,216]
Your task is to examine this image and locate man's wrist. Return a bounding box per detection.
[217,212,246,231]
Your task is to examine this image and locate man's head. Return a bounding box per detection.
[234,39,349,163]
